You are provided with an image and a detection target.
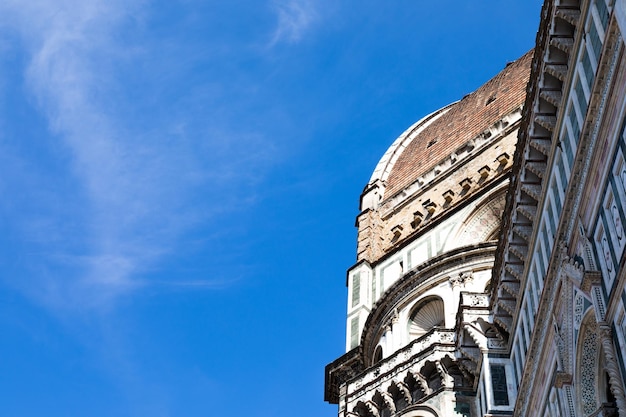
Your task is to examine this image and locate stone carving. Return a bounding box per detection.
[487,338,506,349]
[439,331,454,343]
[346,330,456,405]
[574,292,585,330]
[461,292,489,307]
[598,324,626,417]
[365,400,380,417]
[450,271,474,288]
[553,317,567,377]
[562,279,574,373]
[464,324,487,350]
[396,381,413,404]
[565,385,576,417]
[579,224,597,271]
[580,324,598,415]
[562,254,584,282]
[375,391,396,413]
[436,360,454,388]
[554,371,573,388]
[458,346,481,366]
[413,371,433,395]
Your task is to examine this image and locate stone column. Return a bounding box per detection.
[390,309,400,351]
[598,323,626,417]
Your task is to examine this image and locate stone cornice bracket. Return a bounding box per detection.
[496,152,510,166]
[365,400,380,417]
[457,355,478,378]
[435,360,454,388]
[459,177,472,191]
[598,323,626,417]
[379,391,396,413]
[412,370,432,395]
[395,381,413,404]
[458,346,481,367]
[463,323,488,351]
[411,210,424,228]
[422,200,437,216]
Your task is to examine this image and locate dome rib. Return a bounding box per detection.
[368,103,455,186]
[377,50,533,200]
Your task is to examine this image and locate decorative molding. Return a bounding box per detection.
[449,271,474,288]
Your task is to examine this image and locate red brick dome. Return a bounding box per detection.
[374,50,533,200]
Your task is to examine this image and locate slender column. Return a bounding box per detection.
[598,323,626,417]
[391,309,400,351]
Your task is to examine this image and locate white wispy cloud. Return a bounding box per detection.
[269,0,317,46]
[0,0,272,311]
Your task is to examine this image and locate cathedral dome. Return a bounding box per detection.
[369,50,533,201]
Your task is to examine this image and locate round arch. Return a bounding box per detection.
[575,309,616,416]
[449,187,507,249]
[397,404,440,417]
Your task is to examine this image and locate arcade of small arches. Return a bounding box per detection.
[347,355,471,417]
[346,290,508,417]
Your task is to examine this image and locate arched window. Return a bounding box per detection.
[408,297,445,340]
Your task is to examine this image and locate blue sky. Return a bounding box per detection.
[0,1,541,416]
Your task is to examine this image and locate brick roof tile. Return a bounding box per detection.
[384,50,533,198]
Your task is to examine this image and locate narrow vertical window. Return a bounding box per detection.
[350,317,359,349]
[588,18,603,60]
[491,365,510,405]
[557,157,567,193]
[582,48,595,87]
[371,271,377,301]
[595,0,609,30]
[575,78,588,117]
[568,106,581,143]
[561,129,574,167]
[351,272,361,307]
[520,319,528,354]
